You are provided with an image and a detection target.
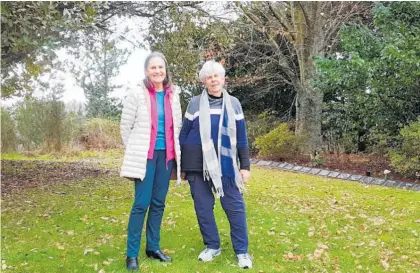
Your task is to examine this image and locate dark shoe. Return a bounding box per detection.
[146,250,172,262]
[126,257,139,271]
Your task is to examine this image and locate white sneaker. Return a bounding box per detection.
[237,253,253,269]
[198,248,221,262]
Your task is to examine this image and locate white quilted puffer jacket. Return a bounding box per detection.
[120,83,182,183]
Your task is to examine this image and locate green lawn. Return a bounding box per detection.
[2,164,420,272]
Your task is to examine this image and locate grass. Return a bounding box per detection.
[1,149,123,169]
[2,164,420,272]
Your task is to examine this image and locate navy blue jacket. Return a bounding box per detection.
[179,94,250,172]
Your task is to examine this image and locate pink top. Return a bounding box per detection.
[147,83,176,169]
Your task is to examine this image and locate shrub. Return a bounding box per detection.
[366,129,393,156]
[255,123,296,160]
[338,131,359,154]
[14,98,86,152]
[80,118,121,150]
[16,98,46,150]
[389,119,420,178]
[1,107,18,153]
[62,112,85,148]
[41,99,67,152]
[247,110,281,155]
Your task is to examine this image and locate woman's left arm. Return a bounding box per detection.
[235,100,251,182]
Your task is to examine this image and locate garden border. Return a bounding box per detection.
[250,158,420,192]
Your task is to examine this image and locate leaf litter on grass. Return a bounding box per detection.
[1,160,116,195]
[2,162,420,273]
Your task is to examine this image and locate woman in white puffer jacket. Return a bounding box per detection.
[120,52,182,271]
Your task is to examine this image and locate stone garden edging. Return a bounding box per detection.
[250,158,420,192]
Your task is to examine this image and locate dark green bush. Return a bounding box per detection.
[389,119,420,178]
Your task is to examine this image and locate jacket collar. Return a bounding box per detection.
[144,79,173,96]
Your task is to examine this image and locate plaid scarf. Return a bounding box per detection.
[199,88,244,198]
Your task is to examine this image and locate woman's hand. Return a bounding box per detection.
[240,170,251,183]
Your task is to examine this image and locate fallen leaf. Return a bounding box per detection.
[400,255,409,261]
[84,248,94,255]
[372,217,385,226]
[56,243,65,250]
[163,249,175,254]
[283,252,303,261]
[381,259,390,270]
[318,243,328,250]
[65,230,74,235]
[344,214,356,220]
[313,249,324,259]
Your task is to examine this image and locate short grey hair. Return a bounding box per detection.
[198,60,225,83]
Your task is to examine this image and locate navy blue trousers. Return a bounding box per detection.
[126,150,174,258]
[187,172,249,254]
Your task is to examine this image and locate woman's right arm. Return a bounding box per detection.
[120,90,138,148]
[179,100,194,146]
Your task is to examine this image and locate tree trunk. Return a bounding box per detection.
[235,1,366,155]
[292,2,325,156]
[295,77,323,156]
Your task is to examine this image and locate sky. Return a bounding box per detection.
[58,15,150,104]
[57,46,149,103]
[1,16,150,107]
[1,2,232,107]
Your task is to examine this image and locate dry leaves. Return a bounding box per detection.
[84,248,94,255]
[163,249,175,254]
[56,243,65,250]
[65,230,74,235]
[283,252,303,261]
[381,259,390,270]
